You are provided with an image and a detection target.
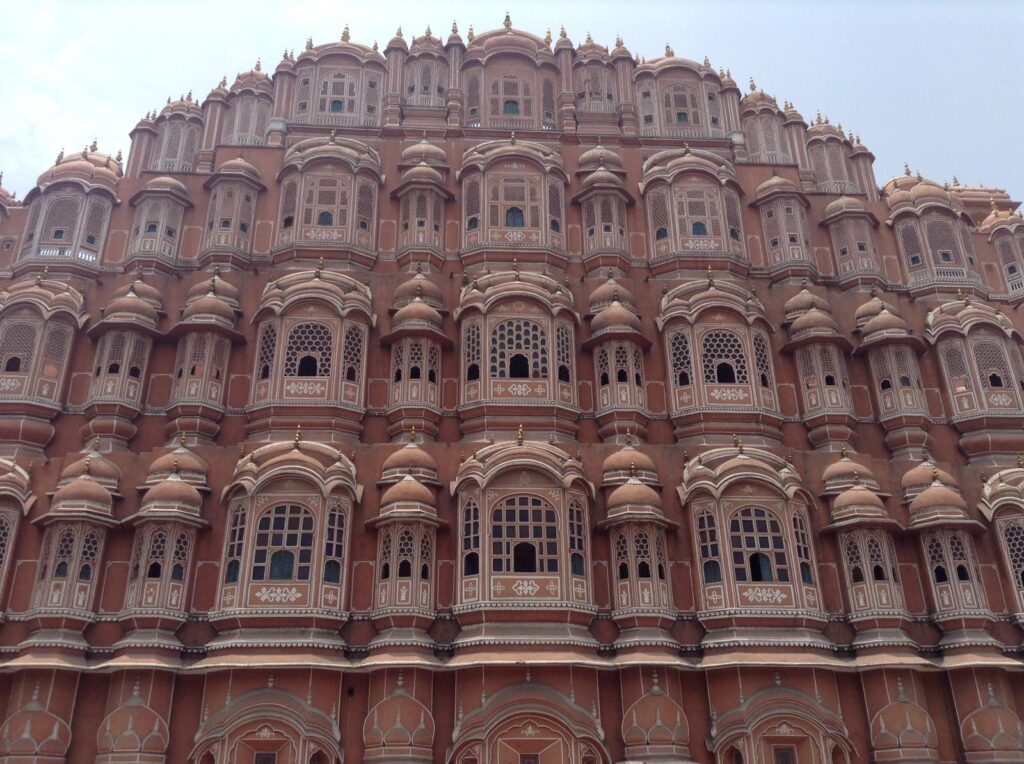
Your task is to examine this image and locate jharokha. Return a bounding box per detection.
[2,15,1024,764]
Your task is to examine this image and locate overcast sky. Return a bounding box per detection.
[0,0,1020,199]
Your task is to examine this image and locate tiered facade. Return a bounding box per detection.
[1,17,1024,764]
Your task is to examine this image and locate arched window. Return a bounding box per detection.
[251,505,314,582]
[323,503,346,584]
[1000,518,1024,602]
[489,319,549,379]
[670,331,693,387]
[793,513,814,584]
[317,211,333,226]
[256,323,277,381]
[0,322,36,377]
[490,496,558,573]
[462,500,480,576]
[505,207,525,228]
[730,507,789,583]
[702,331,748,384]
[568,501,586,576]
[697,510,722,583]
[284,322,333,378]
[692,221,707,236]
[503,100,520,115]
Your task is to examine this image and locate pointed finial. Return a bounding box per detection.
[585,31,593,44]
[706,264,714,287]
[306,36,313,50]
[56,147,64,163]
[625,429,633,446]
[749,77,756,92]
[904,161,912,177]
[991,197,999,214]
[328,128,336,144]
[452,20,458,34]
[840,443,848,459]
[342,23,350,42]
[503,12,512,30]
[467,25,474,42]
[255,58,262,72]
[733,434,743,454]
[629,461,637,478]
[509,131,516,145]
[952,175,960,187]
[90,138,98,152]
[517,423,524,445]
[665,42,674,57]
[396,25,403,38]
[93,435,101,451]
[703,55,710,66]
[425,24,431,38]
[84,455,92,475]
[560,25,567,39]
[544,28,552,46]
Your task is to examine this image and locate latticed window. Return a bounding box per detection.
[669,330,693,386]
[279,180,298,233]
[490,75,533,119]
[396,529,416,578]
[793,514,814,584]
[464,321,481,381]
[224,505,246,584]
[939,340,971,394]
[923,529,985,611]
[356,179,376,233]
[896,219,926,271]
[323,504,346,584]
[490,495,558,574]
[648,188,671,243]
[925,218,964,266]
[662,83,700,127]
[547,180,563,233]
[730,507,789,583]
[256,323,277,380]
[701,330,749,384]
[379,529,393,579]
[252,504,315,582]
[303,176,350,229]
[40,196,81,247]
[753,333,773,389]
[971,337,1014,391]
[674,186,722,239]
[568,500,586,576]
[487,175,542,231]
[1000,517,1024,605]
[283,322,333,378]
[0,322,37,374]
[462,500,480,575]
[556,322,573,383]
[615,533,629,580]
[342,324,364,383]
[489,319,549,379]
[697,510,722,583]
[0,511,15,596]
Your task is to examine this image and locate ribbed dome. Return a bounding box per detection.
[149,448,209,480]
[790,306,839,334]
[589,276,635,312]
[401,162,444,185]
[186,271,240,303]
[862,307,910,335]
[824,195,865,218]
[401,137,447,166]
[602,447,657,477]
[591,300,641,333]
[382,442,438,474]
[855,295,887,324]
[106,287,159,323]
[833,483,885,512]
[143,473,203,511]
[37,148,122,191]
[581,166,624,191]
[60,452,120,486]
[902,460,956,492]
[381,474,435,506]
[116,276,163,308]
[607,478,662,510]
[393,296,443,328]
[822,453,878,488]
[52,474,112,507]
[784,287,827,318]
[182,293,235,322]
[143,175,189,196]
[910,481,968,516]
[754,174,800,202]
[394,271,443,310]
[578,143,624,172]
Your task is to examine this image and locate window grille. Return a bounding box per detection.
[972,338,1013,390]
[701,330,749,384]
[462,499,480,575]
[490,495,558,574]
[793,513,814,583]
[224,505,246,583]
[324,504,346,583]
[669,330,693,386]
[896,220,926,270]
[753,333,773,388]
[251,504,315,582]
[40,196,81,246]
[568,500,585,575]
[489,319,549,379]
[1001,518,1024,597]
[556,323,572,382]
[925,219,963,265]
[283,322,333,377]
[730,506,789,583]
[256,323,277,380]
[697,510,721,583]
[0,322,37,375]
[342,324,364,383]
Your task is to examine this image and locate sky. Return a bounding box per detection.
[0,0,1020,199]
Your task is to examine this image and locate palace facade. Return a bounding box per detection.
[0,15,1023,764]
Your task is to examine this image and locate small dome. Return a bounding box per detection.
[381,474,435,506]
[400,162,444,186]
[106,287,159,324]
[833,483,886,513]
[790,306,839,336]
[182,293,235,322]
[824,195,865,218]
[401,137,448,166]
[393,296,443,329]
[902,459,956,494]
[910,482,967,513]
[382,442,438,474]
[143,473,202,512]
[855,294,893,326]
[149,447,209,480]
[591,300,641,333]
[143,175,189,196]
[602,446,657,478]
[823,454,877,485]
[607,478,662,511]
[862,307,910,336]
[37,148,122,192]
[579,143,624,172]
[60,452,120,487]
[186,270,240,303]
[784,287,827,318]
[589,275,635,312]
[394,270,443,310]
[159,95,203,120]
[214,156,261,181]
[581,166,624,191]
[754,174,801,203]
[52,474,112,508]
[117,274,163,308]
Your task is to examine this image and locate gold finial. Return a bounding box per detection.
[342,23,350,42]
[952,175,960,187]
[629,461,637,478]
[733,434,743,454]
[749,77,756,92]
[179,431,188,447]
[903,162,911,176]
[115,148,122,162]
[306,37,313,50]
[1017,454,1023,469]
[409,425,417,443]
[544,28,552,46]
[293,425,302,449]
[703,55,710,66]
[931,464,939,483]
[513,257,520,279]
[503,12,512,30]
[615,35,623,47]
[425,24,431,37]
[915,170,922,181]
[255,58,262,72]
[372,40,378,52]
[56,147,64,163]
[90,138,98,152]
[452,20,458,34]
[664,42,674,57]
[83,455,91,475]
[396,25,403,38]
[314,255,324,279]
[853,470,862,487]
[467,25,474,42]
[173,456,180,474]
[517,423,524,445]
[840,443,848,458]
[328,128,336,144]
[991,197,999,214]
[585,31,593,44]
[559,25,567,39]
[239,441,246,458]
[823,114,830,124]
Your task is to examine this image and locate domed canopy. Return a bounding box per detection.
[393,268,443,311]
[784,305,849,351]
[147,443,210,488]
[753,175,806,206]
[47,469,115,525]
[783,287,828,323]
[381,439,439,485]
[159,94,203,121]
[821,449,881,495]
[827,480,898,531]
[603,475,667,526]
[908,474,976,531]
[381,474,435,506]
[138,472,204,521]
[34,146,122,197]
[212,156,262,183]
[383,285,450,347]
[591,300,641,333]
[373,474,441,526]
[187,268,240,304]
[589,275,636,313]
[901,456,957,503]
[93,282,161,335]
[59,444,121,493]
[601,439,660,487]
[578,143,625,174]
[131,175,191,207]
[400,136,448,167]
